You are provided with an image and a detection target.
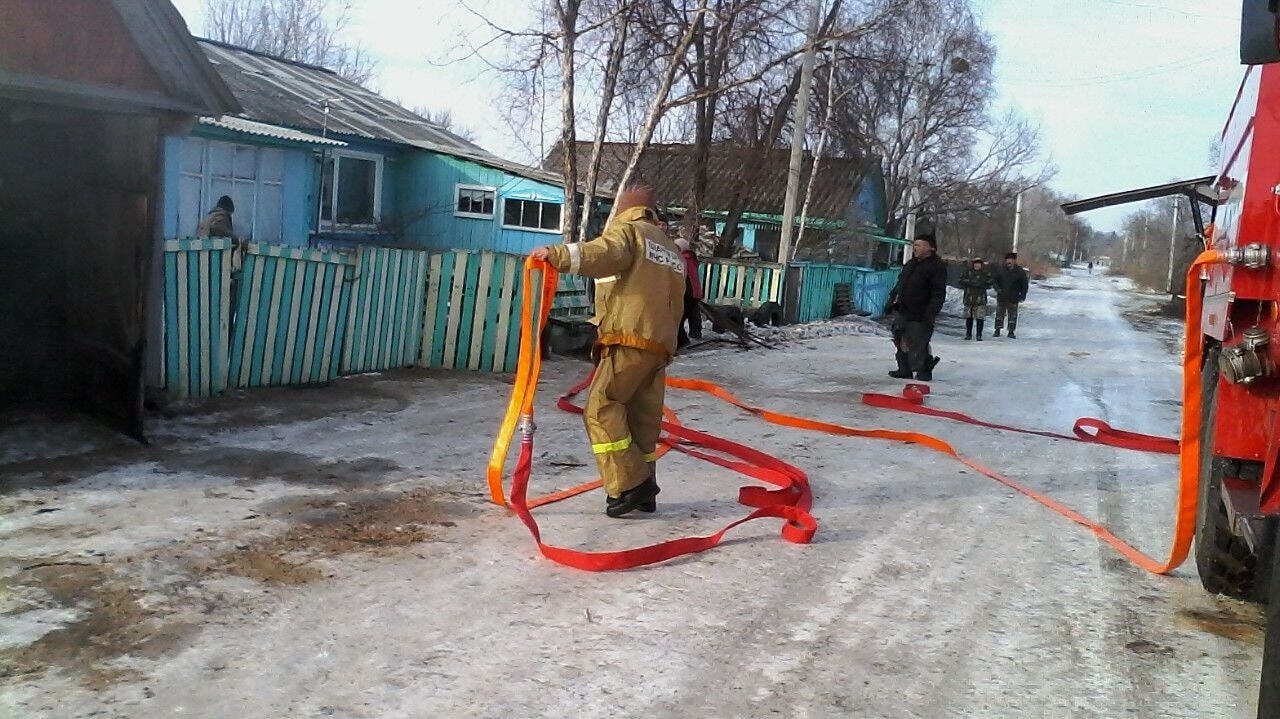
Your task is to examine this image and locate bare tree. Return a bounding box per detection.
[827,0,1046,234]
[203,0,378,85]
[579,8,631,241]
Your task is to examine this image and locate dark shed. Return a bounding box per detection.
[0,0,238,437]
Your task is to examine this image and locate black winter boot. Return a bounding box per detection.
[888,351,913,379]
[993,326,1001,337]
[606,477,660,518]
[976,319,985,341]
[1008,325,1017,339]
[964,318,973,340]
[639,467,658,513]
[916,355,941,382]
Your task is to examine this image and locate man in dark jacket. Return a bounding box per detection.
[992,252,1029,338]
[197,195,235,238]
[885,232,947,381]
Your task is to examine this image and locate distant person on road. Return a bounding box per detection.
[960,257,992,341]
[675,236,703,348]
[884,228,947,381]
[197,195,235,238]
[1088,260,1094,274]
[530,187,685,518]
[992,252,1030,339]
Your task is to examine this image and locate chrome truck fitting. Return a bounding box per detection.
[1225,243,1271,269]
[1220,326,1274,385]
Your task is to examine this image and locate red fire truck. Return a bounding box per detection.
[1063,5,1280,714]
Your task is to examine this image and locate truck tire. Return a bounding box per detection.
[1260,534,1280,719]
[1195,343,1274,602]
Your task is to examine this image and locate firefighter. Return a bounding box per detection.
[884,230,947,381]
[959,257,992,341]
[530,187,686,517]
[992,252,1029,338]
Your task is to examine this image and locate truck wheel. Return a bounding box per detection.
[1260,534,1280,719]
[1195,344,1274,602]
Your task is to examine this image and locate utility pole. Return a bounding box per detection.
[1166,198,1181,295]
[778,0,821,265]
[1011,190,1023,253]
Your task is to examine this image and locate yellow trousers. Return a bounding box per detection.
[584,345,666,497]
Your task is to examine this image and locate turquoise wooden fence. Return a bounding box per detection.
[854,267,901,319]
[341,246,430,374]
[229,244,355,388]
[420,251,536,373]
[162,238,234,399]
[700,259,784,306]
[791,263,902,323]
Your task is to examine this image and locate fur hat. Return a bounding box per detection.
[215,195,235,213]
[615,186,658,220]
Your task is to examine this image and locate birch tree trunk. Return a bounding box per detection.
[607,0,709,222]
[578,7,630,241]
[556,0,581,244]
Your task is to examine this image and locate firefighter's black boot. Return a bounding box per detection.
[606,476,660,518]
[964,318,973,340]
[639,467,658,513]
[1008,324,1017,339]
[888,351,913,379]
[976,319,985,341]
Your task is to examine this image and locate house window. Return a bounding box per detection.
[320,151,382,229]
[455,185,495,218]
[502,198,562,233]
[177,137,284,243]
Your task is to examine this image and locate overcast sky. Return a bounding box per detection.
[171,0,1244,233]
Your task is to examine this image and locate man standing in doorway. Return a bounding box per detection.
[531,187,686,517]
[993,252,1029,339]
[885,230,947,381]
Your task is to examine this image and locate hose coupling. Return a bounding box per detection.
[1220,326,1274,385]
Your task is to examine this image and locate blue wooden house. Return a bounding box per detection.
[160,39,570,254]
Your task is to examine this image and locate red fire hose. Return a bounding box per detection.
[487,254,1221,573]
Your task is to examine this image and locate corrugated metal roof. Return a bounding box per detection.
[196,39,564,187]
[545,142,878,220]
[198,115,347,146]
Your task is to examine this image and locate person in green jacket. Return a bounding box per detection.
[959,257,992,341]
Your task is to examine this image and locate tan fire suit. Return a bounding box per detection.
[545,206,686,497]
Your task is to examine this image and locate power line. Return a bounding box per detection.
[1001,45,1234,88]
[1095,0,1235,22]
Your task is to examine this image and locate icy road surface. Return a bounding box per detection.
[1,267,1265,718]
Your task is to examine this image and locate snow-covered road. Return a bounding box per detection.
[1,268,1265,718]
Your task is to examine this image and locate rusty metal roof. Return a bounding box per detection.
[197,39,562,186]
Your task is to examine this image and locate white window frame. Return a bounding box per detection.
[500,196,564,234]
[320,149,384,231]
[454,183,497,219]
[178,137,284,243]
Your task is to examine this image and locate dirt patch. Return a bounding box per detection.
[217,488,466,585]
[0,564,197,684]
[158,449,403,488]
[1177,607,1264,645]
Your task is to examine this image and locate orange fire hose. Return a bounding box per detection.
[487,253,1224,573]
